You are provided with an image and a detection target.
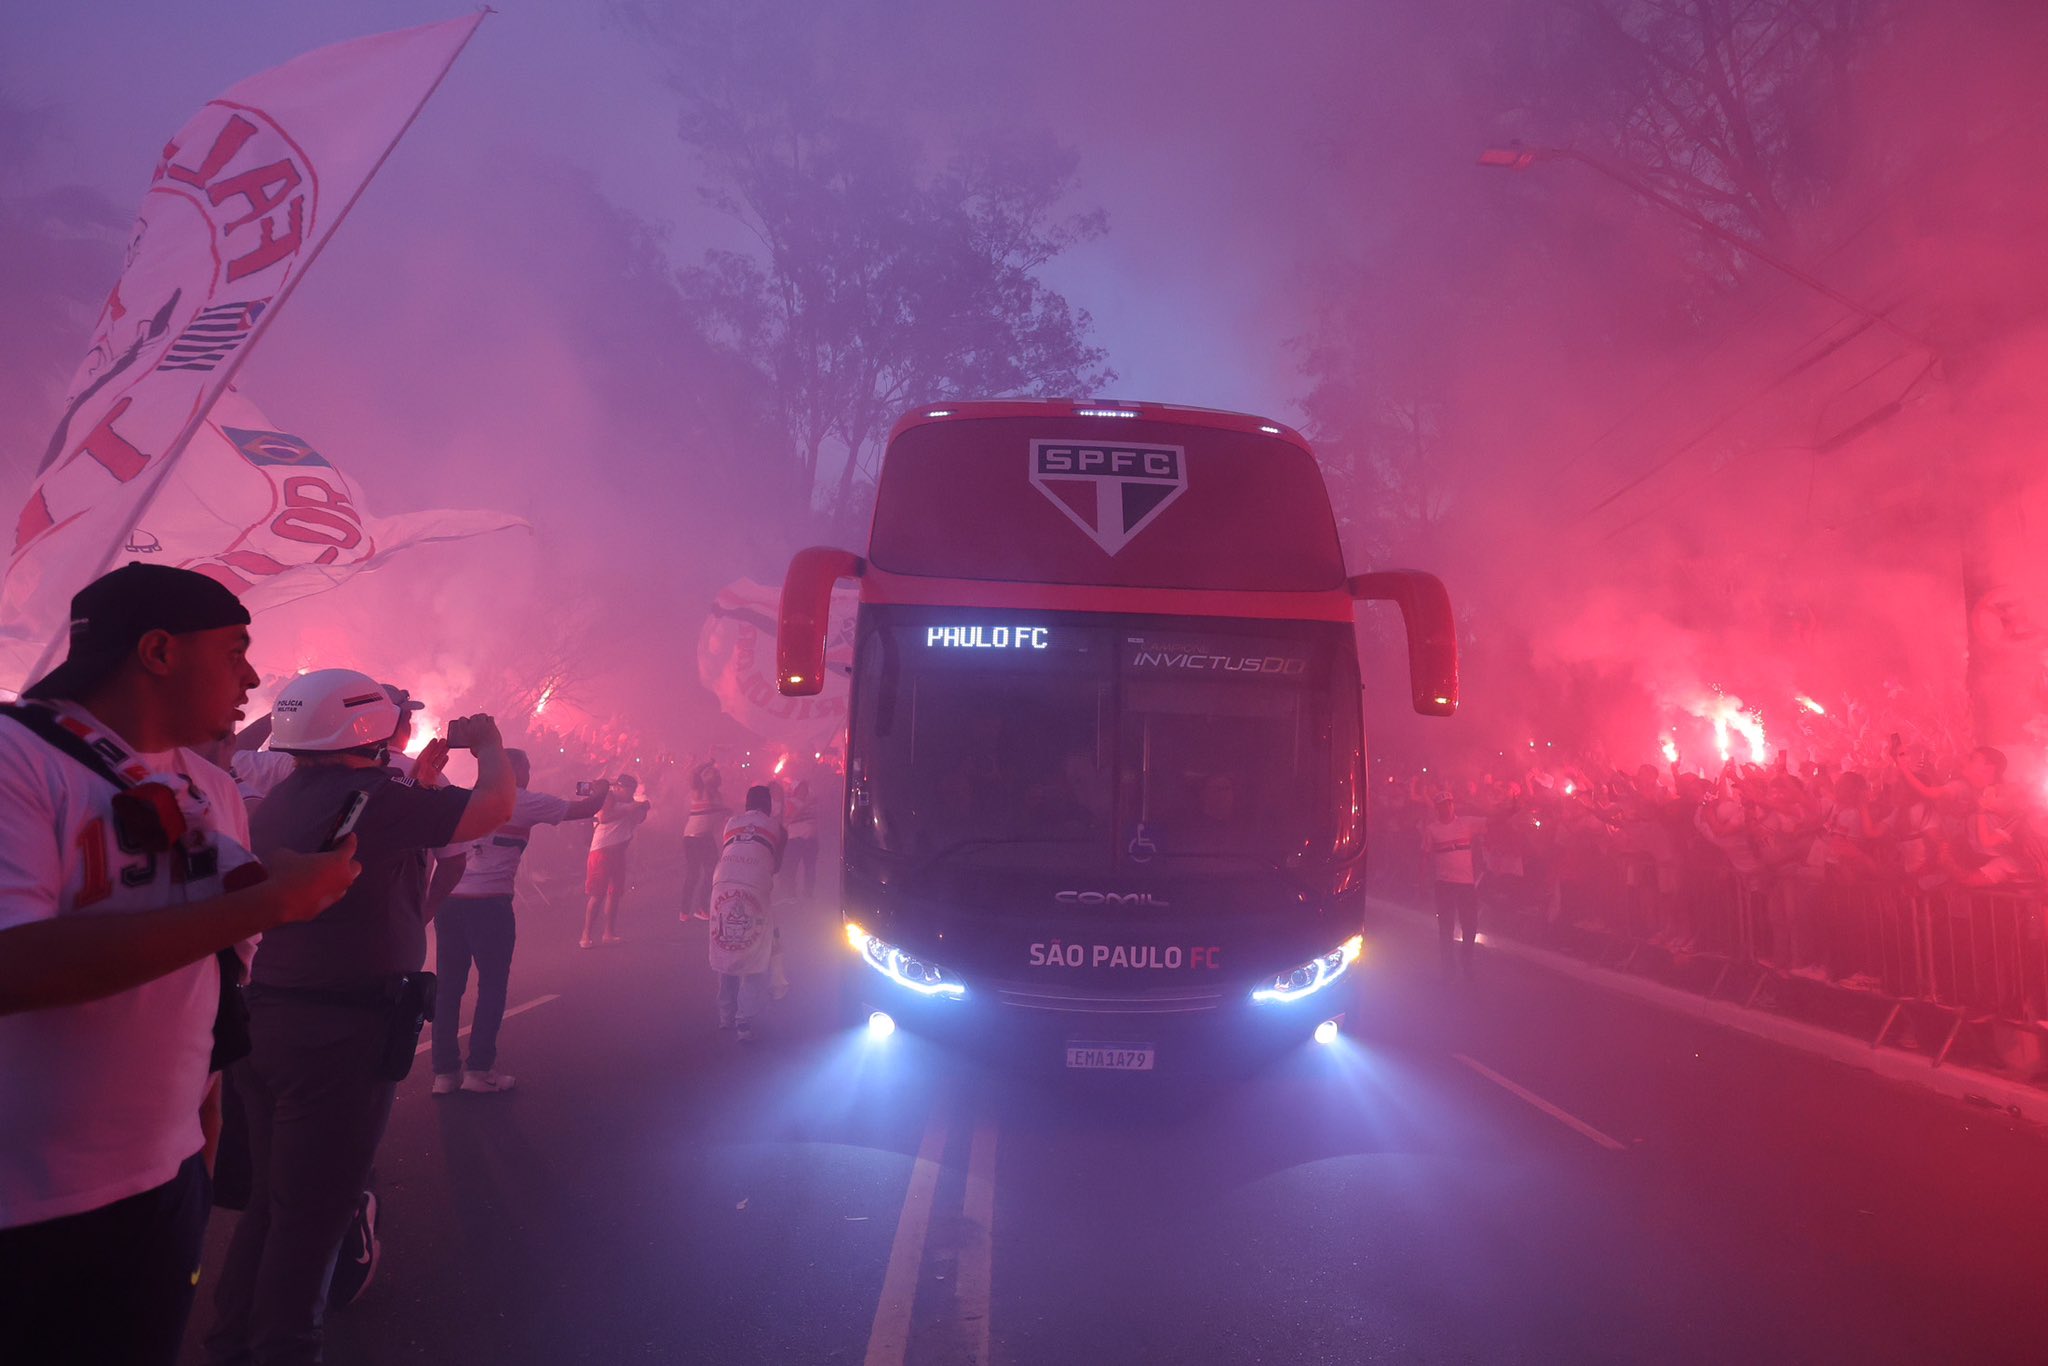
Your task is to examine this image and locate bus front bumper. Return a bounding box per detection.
[844,969,1358,1074]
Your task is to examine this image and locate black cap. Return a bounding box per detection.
[23,564,251,701]
[381,683,425,714]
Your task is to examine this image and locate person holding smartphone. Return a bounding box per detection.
[202,669,515,1366]
[1894,743,2035,886]
[680,758,730,921]
[0,566,361,1366]
[583,772,650,948]
[426,754,606,1094]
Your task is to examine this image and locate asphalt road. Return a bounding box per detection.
[183,877,2048,1366]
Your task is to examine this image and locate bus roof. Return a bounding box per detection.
[886,399,1310,451]
[867,402,1347,600]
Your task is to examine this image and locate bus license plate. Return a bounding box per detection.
[1066,1042,1155,1071]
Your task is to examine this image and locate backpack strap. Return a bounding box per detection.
[0,703,134,790]
[0,704,248,1001]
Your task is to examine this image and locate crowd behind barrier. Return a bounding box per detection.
[1372,744,2048,1078]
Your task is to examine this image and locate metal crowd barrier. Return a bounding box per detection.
[1401,849,2048,1077]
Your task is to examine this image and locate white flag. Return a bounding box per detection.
[698,577,858,750]
[1,14,484,686]
[129,389,525,611]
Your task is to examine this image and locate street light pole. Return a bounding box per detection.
[1477,143,1939,359]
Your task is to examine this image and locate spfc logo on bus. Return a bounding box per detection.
[1029,440,1188,556]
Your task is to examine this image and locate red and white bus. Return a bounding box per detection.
[777,400,1456,1070]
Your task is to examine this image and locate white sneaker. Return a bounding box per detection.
[431,1072,459,1096]
[460,1069,516,1094]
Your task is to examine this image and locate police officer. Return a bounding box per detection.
[203,669,515,1366]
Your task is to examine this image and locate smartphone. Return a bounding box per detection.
[576,780,593,797]
[443,717,477,751]
[1888,731,1904,756]
[318,790,370,852]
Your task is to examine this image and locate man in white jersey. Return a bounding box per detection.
[708,785,787,1042]
[429,751,606,1093]
[227,718,295,806]
[1423,789,1485,980]
[0,565,360,1366]
[680,758,731,920]
[782,777,819,899]
[582,771,650,947]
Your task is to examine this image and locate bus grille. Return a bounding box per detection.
[992,983,1227,1014]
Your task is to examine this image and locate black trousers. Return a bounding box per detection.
[433,893,516,1074]
[205,997,397,1366]
[0,1150,212,1366]
[786,836,818,896]
[1434,879,1480,975]
[681,834,717,916]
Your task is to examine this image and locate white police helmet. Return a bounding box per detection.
[270,668,403,753]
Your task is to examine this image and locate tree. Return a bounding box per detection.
[1293,0,2040,768]
[1295,330,1456,573]
[1514,0,1880,257]
[630,0,1114,542]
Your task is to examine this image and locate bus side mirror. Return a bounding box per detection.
[1348,570,1458,717]
[777,547,864,697]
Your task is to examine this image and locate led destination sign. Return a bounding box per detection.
[926,625,1051,650]
[918,625,1313,674]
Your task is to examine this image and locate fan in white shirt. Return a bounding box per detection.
[0,565,358,1366]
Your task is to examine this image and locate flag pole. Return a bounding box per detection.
[17,10,491,687]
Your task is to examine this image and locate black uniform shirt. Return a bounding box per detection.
[248,764,469,989]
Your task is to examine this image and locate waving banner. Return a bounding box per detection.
[698,577,858,749]
[130,389,526,610]
[1,14,485,687]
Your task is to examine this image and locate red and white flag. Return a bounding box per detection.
[1,14,484,686]
[698,578,858,750]
[132,389,525,611]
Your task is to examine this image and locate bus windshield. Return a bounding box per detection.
[847,613,1363,874]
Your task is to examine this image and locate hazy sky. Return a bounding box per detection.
[0,0,1368,423]
[2,0,1450,740]
[7,1,2035,769]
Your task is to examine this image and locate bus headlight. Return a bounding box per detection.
[845,923,967,999]
[1251,934,1362,1003]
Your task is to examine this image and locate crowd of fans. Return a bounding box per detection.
[0,564,819,1366]
[1373,739,2047,985]
[4,559,2041,1365]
